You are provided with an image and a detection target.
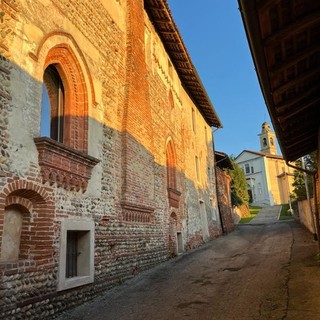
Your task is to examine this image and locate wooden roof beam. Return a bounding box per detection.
[256,0,282,12]
[285,137,315,151]
[270,46,320,75]
[272,67,319,96]
[277,97,320,122]
[280,120,316,135]
[275,86,319,113]
[264,10,320,46]
[286,136,315,149]
[160,30,178,35]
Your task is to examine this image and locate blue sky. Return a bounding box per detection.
[167,1,276,157]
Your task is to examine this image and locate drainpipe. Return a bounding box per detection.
[286,161,319,248]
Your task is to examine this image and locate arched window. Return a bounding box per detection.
[195,156,200,181]
[38,43,90,152]
[263,137,267,146]
[166,140,181,208]
[33,37,99,192]
[166,140,177,189]
[270,137,274,146]
[41,65,65,143]
[169,90,174,111]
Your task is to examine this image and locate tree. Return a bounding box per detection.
[292,152,317,201]
[226,156,249,207]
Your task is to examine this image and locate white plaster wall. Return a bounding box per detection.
[7,66,40,177]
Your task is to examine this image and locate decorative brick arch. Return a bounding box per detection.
[0,180,51,204]
[166,138,181,208]
[5,196,33,213]
[0,181,54,267]
[29,32,100,192]
[166,138,177,189]
[30,31,98,153]
[170,211,177,222]
[44,44,88,152]
[168,89,174,110]
[30,31,96,107]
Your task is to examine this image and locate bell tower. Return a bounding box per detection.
[259,122,277,154]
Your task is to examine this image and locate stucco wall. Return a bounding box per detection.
[297,199,316,234]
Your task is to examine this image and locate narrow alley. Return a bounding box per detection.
[57,207,320,320]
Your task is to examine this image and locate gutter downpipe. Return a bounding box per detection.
[286,161,319,249]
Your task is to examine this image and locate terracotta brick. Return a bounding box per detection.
[0,0,222,318]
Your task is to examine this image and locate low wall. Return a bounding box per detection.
[298,198,316,234]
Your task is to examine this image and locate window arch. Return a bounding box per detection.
[168,90,174,111]
[262,137,267,147]
[33,39,99,192]
[0,181,52,264]
[166,139,177,189]
[42,65,65,143]
[41,44,89,153]
[270,137,274,146]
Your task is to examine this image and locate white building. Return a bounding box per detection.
[235,122,295,206]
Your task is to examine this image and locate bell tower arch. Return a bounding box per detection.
[259,122,277,154]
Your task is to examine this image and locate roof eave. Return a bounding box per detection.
[238,0,290,160]
[144,0,222,128]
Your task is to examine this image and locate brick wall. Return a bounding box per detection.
[0,0,222,318]
[216,167,234,233]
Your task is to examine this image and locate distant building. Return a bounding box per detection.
[235,122,295,206]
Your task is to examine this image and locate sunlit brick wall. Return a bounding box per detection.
[0,0,221,318]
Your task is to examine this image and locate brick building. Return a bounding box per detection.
[0,0,222,318]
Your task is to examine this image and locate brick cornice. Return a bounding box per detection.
[121,201,155,223]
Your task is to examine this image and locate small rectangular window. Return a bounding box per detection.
[205,126,208,145]
[195,156,200,181]
[168,59,173,79]
[66,231,78,278]
[192,108,196,133]
[245,164,250,174]
[251,166,254,173]
[58,219,94,291]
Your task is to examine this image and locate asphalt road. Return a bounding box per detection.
[57,212,320,320]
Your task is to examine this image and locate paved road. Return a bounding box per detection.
[57,207,320,320]
[249,205,281,224]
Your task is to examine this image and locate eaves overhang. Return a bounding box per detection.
[238,0,320,162]
[144,0,222,128]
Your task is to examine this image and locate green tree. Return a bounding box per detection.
[292,152,317,201]
[226,156,249,207]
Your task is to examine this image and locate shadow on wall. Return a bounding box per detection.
[0,55,222,318]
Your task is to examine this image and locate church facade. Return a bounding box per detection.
[236,123,295,206]
[0,0,222,318]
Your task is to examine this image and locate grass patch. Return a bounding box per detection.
[279,204,294,220]
[239,206,262,223]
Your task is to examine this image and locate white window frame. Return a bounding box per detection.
[57,218,95,291]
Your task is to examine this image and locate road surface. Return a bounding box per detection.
[57,209,320,320]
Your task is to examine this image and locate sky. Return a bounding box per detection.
[167,1,276,157]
